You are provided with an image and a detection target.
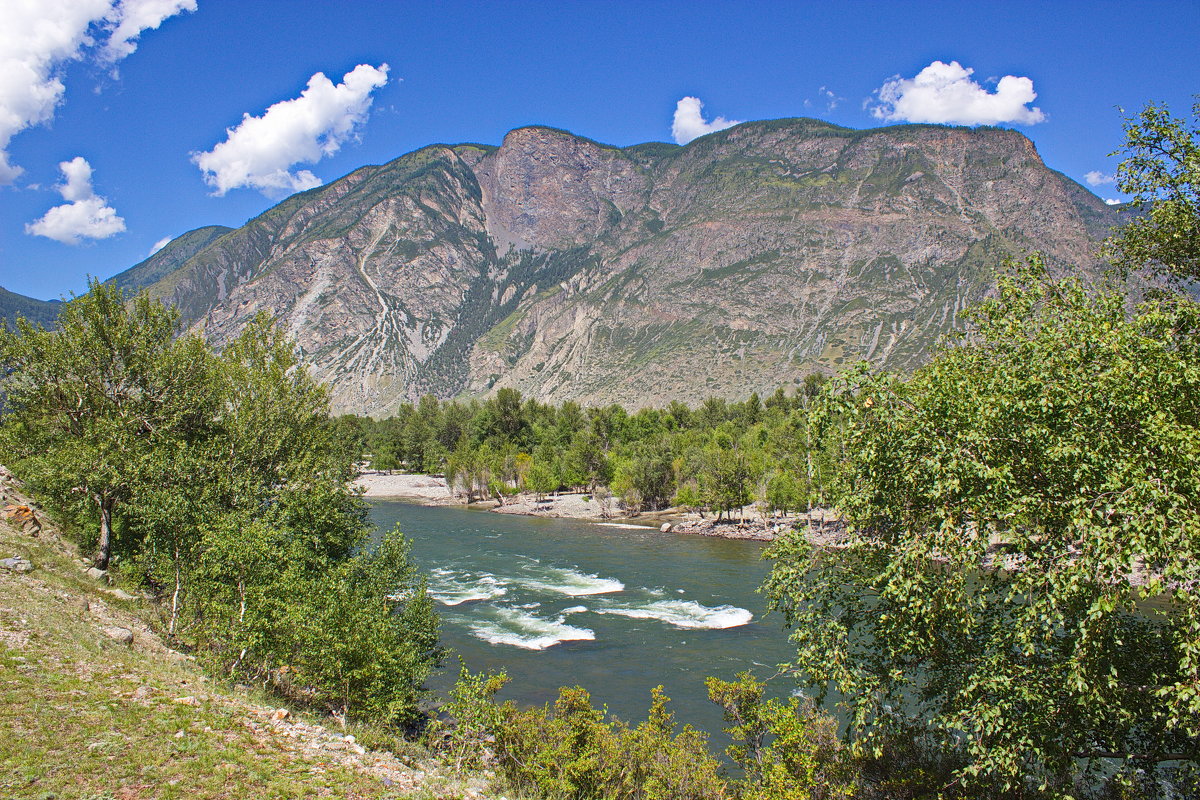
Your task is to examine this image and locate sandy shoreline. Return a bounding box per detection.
[353,472,844,544]
[352,472,455,502]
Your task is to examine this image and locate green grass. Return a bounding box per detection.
[0,509,491,799]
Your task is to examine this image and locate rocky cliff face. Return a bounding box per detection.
[115,119,1120,415]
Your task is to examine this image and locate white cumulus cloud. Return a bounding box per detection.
[149,235,172,255]
[671,96,741,145]
[25,156,126,245]
[1105,198,1121,206]
[870,60,1046,126]
[192,63,390,197]
[0,0,195,184]
[103,0,197,62]
[1085,170,1115,187]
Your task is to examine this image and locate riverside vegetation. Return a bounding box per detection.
[338,375,835,521]
[0,101,1197,799]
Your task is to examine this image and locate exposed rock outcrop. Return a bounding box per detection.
[112,119,1122,415]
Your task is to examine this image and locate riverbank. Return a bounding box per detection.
[354,472,845,544]
[352,471,456,502]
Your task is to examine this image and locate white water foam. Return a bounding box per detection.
[467,606,596,650]
[561,605,589,614]
[428,568,508,606]
[517,565,624,596]
[594,599,753,629]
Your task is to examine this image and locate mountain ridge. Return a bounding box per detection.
[114,117,1121,415]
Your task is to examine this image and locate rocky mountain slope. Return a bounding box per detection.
[115,118,1121,416]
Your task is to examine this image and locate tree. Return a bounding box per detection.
[1,293,444,727]
[0,281,211,568]
[1107,99,1200,281]
[765,261,1200,797]
[698,441,753,521]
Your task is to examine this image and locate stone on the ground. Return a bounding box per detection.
[0,556,32,573]
[107,588,137,601]
[103,626,134,645]
[85,567,108,581]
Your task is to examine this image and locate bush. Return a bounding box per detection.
[707,672,855,800]
[433,668,726,800]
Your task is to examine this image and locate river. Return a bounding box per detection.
[369,500,800,737]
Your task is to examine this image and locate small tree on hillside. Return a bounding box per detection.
[0,281,210,568]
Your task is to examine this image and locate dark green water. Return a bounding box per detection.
[369,501,799,736]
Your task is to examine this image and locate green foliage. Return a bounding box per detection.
[430,661,511,771]
[0,280,208,567]
[706,672,855,800]
[434,667,857,800]
[698,442,753,520]
[438,676,727,800]
[346,375,834,519]
[285,527,442,725]
[0,286,444,729]
[1107,100,1200,280]
[766,260,1200,797]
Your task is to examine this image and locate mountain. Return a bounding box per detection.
[126,118,1121,416]
[108,225,233,294]
[0,287,62,328]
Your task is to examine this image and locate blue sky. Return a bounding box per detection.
[2,0,1197,300]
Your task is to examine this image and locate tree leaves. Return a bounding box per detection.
[766,261,1200,797]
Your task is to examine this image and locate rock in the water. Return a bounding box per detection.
[103,626,134,645]
[85,567,108,581]
[0,556,32,573]
[659,523,672,533]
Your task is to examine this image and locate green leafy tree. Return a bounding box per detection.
[1,294,444,728]
[0,281,210,568]
[766,261,1200,796]
[290,527,443,725]
[488,685,726,800]
[698,442,752,521]
[1107,99,1200,280]
[525,458,559,500]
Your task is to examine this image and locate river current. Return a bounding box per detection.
[369,500,800,736]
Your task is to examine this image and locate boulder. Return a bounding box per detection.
[659,523,672,533]
[106,588,137,601]
[0,556,32,573]
[85,567,108,582]
[103,626,134,646]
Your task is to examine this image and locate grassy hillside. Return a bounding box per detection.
[0,470,494,800]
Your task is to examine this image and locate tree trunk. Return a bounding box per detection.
[93,495,114,569]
